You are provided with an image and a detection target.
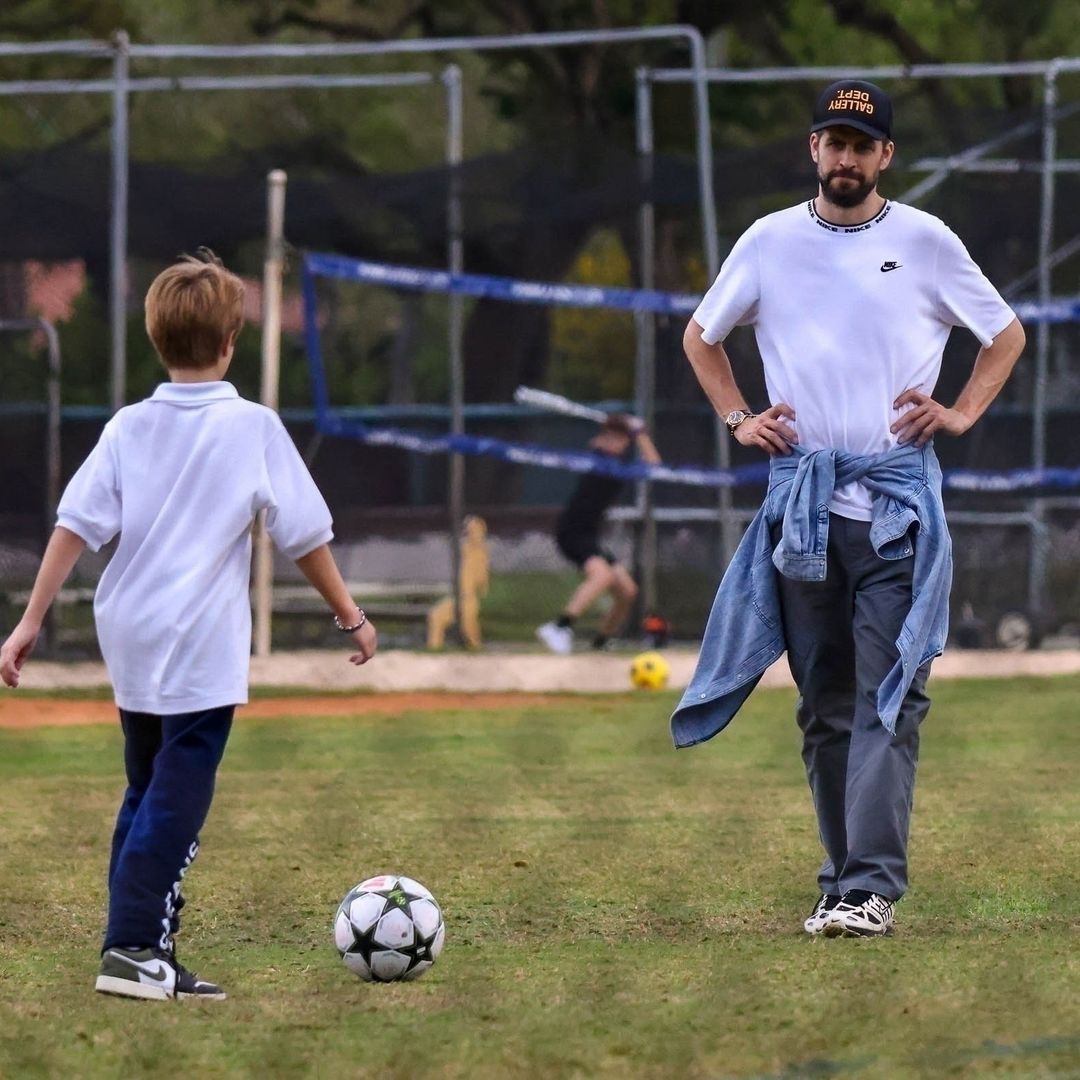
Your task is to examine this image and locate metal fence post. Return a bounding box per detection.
[682,37,737,568]
[443,65,466,643]
[1029,61,1062,617]
[254,169,287,658]
[634,67,658,617]
[109,29,130,414]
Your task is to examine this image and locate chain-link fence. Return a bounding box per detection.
[5,46,1080,652]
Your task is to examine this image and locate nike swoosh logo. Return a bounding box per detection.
[114,955,169,981]
[880,261,902,272]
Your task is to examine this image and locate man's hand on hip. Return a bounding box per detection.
[892,388,972,447]
[735,403,798,456]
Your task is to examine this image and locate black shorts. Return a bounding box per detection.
[556,530,617,569]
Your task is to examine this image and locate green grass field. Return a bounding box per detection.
[0,676,1077,1079]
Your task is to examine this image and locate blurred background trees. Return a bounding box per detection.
[2,0,1079,407]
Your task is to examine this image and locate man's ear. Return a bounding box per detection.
[880,140,895,171]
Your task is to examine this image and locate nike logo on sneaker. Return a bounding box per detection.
[880,261,902,272]
[112,953,169,981]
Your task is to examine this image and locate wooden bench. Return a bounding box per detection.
[271,515,489,649]
[3,518,491,651]
[5,585,96,607]
[271,580,444,641]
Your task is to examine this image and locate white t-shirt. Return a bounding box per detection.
[693,199,1016,519]
[56,382,333,714]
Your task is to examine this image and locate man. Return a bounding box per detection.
[536,414,661,654]
[672,81,1024,937]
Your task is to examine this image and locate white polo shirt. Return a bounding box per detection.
[56,382,333,714]
[694,199,1016,519]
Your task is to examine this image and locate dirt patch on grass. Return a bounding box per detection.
[7,645,1080,730]
[0,692,587,730]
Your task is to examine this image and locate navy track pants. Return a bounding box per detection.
[104,705,234,952]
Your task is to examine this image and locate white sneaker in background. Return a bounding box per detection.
[536,621,573,655]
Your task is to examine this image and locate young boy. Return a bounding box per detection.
[536,414,661,654]
[0,250,377,1001]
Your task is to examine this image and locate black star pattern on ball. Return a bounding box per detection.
[338,878,443,982]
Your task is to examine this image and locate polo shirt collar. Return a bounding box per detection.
[149,381,240,404]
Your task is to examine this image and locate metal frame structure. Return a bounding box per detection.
[0,27,719,412]
[8,40,1080,638]
[255,68,462,656]
[1,53,455,654]
[638,58,1080,618]
[0,27,715,649]
[0,43,441,410]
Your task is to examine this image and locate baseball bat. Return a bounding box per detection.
[513,386,610,424]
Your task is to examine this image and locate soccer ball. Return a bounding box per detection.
[630,650,670,690]
[334,874,445,982]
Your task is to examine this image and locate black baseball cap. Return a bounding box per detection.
[810,79,893,142]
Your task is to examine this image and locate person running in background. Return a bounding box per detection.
[536,414,661,654]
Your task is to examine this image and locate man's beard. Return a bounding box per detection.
[818,167,879,209]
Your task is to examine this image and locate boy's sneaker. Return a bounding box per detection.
[172,956,227,1000]
[95,947,226,1001]
[824,890,895,937]
[96,947,176,1000]
[536,621,573,655]
[803,893,842,935]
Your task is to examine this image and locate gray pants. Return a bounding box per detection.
[776,514,932,901]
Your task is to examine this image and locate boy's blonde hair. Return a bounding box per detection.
[145,248,245,370]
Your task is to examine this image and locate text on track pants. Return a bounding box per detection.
[104,705,234,952]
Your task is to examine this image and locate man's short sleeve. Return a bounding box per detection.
[935,226,1016,347]
[56,423,122,552]
[262,425,334,560]
[692,224,761,345]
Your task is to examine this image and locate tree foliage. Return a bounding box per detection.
[4,0,1080,403]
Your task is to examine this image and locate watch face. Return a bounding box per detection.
[725,410,746,426]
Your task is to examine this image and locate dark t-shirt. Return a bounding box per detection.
[556,461,624,539]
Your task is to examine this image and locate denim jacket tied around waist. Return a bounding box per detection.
[670,442,952,748]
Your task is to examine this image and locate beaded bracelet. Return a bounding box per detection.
[333,610,367,633]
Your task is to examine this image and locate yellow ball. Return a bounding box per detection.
[630,650,671,690]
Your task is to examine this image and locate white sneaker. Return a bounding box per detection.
[95,947,177,1000]
[824,890,895,937]
[536,621,573,655]
[95,946,227,1000]
[803,893,842,935]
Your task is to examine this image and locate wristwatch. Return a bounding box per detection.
[724,409,754,434]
